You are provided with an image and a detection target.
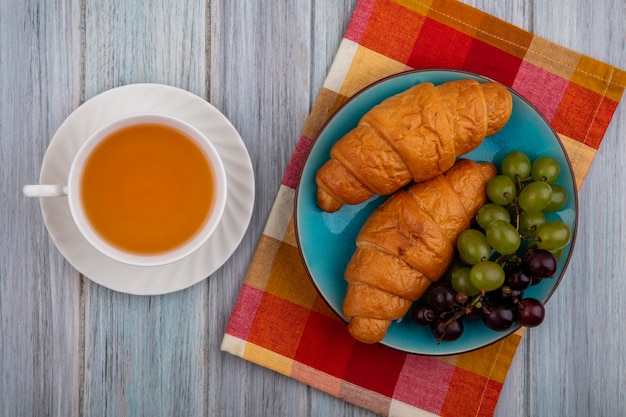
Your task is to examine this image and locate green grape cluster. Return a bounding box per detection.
[411,151,572,343]
[465,151,571,289]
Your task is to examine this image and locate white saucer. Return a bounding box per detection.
[38,84,255,295]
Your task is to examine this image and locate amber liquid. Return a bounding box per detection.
[81,123,215,255]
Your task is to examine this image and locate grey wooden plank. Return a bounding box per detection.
[82,284,209,416]
[0,1,83,417]
[80,1,210,416]
[206,0,314,415]
[83,0,207,99]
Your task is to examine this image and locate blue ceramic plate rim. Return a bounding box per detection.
[294,69,578,355]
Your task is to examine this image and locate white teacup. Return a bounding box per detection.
[24,113,227,267]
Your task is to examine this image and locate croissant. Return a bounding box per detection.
[316,79,512,212]
[342,159,497,344]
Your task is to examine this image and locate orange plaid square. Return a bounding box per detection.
[361,0,426,63]
[552,82,607,148]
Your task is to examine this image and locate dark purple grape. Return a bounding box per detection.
[430,284,457,312]
[506,266,532,290]
[525,249,558,278]
[516,298,545,327]
[430,318,464,342]
[482,303,516,331]
[411,303,436,326]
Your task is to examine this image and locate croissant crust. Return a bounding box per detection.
[342,159,497,344]
[316,79,511,212]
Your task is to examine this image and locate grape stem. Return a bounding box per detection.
[517,175,533,185]
[466,291,485,310]
[520,226,537,240]
[435,291,485,344]
[494,253,522,270]
[511,174,527,230]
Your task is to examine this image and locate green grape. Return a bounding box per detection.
[440,257,466,284]
[469,261,505,292]
[531,156,560,183]
[487,175,517,206]
[519,211,547,236]
[486,219,521,255]
[451,267,481,296]
[545,184,568,212]
[501,150,531,180]
[536,221,572,250]
[476,203,511,230]
[456,229,491,265]
[518,181,552,213]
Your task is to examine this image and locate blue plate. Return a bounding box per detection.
[294,69,578,355]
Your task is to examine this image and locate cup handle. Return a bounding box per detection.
[23,184,68,197]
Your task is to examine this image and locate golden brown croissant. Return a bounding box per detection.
[316,79,512,212]
[342,159,497,344]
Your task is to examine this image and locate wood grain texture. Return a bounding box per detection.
[208,1,314,416]
[0,1,82,416]
[0,0,624,416]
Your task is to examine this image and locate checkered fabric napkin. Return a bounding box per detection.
[221,0,625,416]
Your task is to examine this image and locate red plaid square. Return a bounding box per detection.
[294,311,356,377]
[462,39,522,86]
[342,341,407,397]
[408,17,474,69]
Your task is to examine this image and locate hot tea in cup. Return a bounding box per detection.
[24,113,227,266]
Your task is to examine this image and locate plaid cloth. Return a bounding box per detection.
[221,0,626,416]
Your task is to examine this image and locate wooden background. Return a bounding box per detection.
[1,1,624,416]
